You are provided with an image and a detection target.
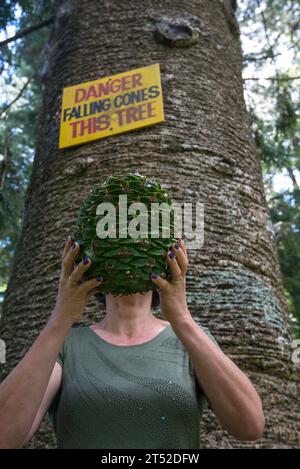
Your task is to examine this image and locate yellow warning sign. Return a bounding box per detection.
[59,63,165,149]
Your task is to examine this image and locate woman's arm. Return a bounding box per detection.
[20,361,62,448]
[0,316,70,448]
[171,316,265,440]
[0,236,103,448]
[151,239,265,441]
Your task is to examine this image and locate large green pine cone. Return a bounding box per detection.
[72,173,177,295]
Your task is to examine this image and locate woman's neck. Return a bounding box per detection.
[95,291,163,338]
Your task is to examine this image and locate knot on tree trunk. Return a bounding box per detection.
[150,15,202,48]
[63,157,96,176]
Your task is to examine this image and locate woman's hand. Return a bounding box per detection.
[51,236,103,326]
[150,239,192,324]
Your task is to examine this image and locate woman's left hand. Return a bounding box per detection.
[150,239,192,324]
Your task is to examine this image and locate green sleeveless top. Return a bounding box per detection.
[48,322,219,449]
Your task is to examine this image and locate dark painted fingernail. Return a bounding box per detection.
[175,243,180,250]
[72,242,77,249]
[83,256,89,265]
[151,273,158,279]
[168,251,175,259]
[96,275,103,281]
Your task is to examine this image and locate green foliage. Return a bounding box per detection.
[269,190,300,337]
[0,1,56,311]
[237,0,300,337]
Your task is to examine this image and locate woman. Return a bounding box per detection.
[0,237,265,449]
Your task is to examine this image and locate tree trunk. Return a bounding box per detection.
[1,0,299,449]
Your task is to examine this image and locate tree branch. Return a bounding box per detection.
[243,76,300,81]
[0,17,55,48]
[286,167,299,190]
[0,77,32,117]
[243,50,282,63]
[0,113,10,191]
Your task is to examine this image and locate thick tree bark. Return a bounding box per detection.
[1,0,299,448]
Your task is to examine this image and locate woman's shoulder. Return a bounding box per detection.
[70,324,87,332]
[63,324,88,344]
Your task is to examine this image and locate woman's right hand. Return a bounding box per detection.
[51,236,103,326]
